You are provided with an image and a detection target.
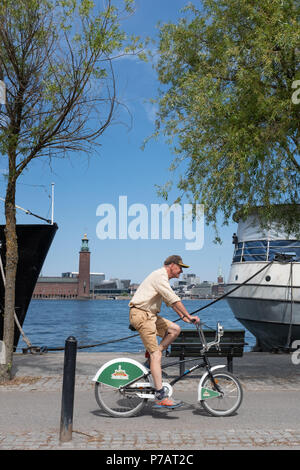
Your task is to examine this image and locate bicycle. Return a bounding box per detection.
[92,322,243,418]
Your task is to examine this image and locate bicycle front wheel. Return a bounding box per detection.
[200,371,243,417]
[95,381,148,418]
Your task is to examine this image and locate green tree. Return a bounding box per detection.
[150,0,300,240]
[0,0,143,382]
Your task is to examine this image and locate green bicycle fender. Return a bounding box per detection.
[92,357,149,389]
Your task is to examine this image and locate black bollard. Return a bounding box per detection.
[59,336,77,443]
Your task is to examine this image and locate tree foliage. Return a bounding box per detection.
[151,0,300,239]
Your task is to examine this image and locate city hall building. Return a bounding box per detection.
[33,234,91,299]
[33,234,132,299]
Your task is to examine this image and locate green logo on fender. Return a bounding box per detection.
[201,387,221,399]
[111,365,129,380]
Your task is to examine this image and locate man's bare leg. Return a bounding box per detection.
[149,323,181,390]
[149,349,163,390]
[160,323,181,351]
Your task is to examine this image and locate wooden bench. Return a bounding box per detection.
[167,329,246,375]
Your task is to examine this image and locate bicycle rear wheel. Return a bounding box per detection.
[200,371,243,417]
[95,381,148,418]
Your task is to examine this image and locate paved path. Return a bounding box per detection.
[1,351,300,450]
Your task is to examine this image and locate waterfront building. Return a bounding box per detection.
[190,281,213,299]
[78,233,90,297]
[174,268,226,299]
[130,283,140,295]
[90,273,105,290]
[212,267,225,297]
[32,234,131,299]
[33,234,91,299]
[92,279,131,296]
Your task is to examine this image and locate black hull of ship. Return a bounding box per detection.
[0,224,57,348]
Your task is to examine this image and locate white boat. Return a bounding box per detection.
[226,208,300,351]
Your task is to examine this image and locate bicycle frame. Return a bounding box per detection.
[119,352,225,399]
[119,322,225,396]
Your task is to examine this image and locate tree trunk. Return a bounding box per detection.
[0,173,18,382]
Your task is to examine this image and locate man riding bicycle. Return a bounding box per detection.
[129,255,200,408]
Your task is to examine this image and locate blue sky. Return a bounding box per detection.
[1,0,238,284]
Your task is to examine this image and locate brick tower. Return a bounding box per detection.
[78,234,90,298]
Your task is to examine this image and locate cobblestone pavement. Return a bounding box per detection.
[1,352,300,450]
[1,375,300,450]
[1,428,300,450]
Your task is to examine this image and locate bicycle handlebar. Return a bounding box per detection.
[195,321,224,353]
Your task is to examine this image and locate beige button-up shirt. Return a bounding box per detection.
[129,267,181,315]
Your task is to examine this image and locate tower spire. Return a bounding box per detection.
[80,233,90,252]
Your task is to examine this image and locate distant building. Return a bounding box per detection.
[90,273,105,290]
[78,234,90,297]
[129,283,139,295]
[190,281,213,299]
[93,278,131,295]
[33,235,131,299]
[216,273,225,296]
[33,234,91,299]
[62,272,78,278]
[172,266,227,299]
[33,275,79,299]
[175,273,200,286]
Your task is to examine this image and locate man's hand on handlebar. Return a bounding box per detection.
[172,301,200,325]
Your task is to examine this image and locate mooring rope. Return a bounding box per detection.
[46,332,141,352]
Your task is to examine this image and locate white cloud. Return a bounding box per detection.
[143,101,158,123]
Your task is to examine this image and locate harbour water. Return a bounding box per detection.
[18,299,256,353]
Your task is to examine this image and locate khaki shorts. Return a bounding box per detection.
[129,307,173,353]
